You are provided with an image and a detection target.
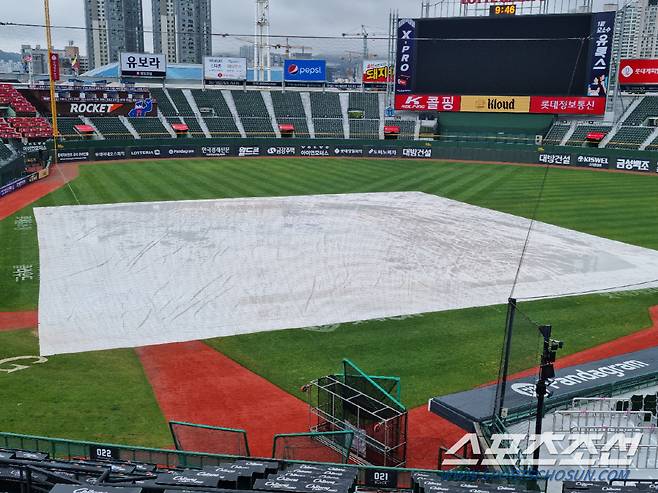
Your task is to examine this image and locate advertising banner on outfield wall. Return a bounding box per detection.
[619,59,658,88]
[57,150,91,163]
[395,18,416,93]
[56,99,157,117]
[119,53,167,78]
[283,60,326,82]
[362,60,392,84]
[461,95,530,113]
[529,96,605,115]
[204,57,247,81]
[395,94,460,112]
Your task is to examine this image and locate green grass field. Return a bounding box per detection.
[1,157,657,442]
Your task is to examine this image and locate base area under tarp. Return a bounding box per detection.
[429,345,658,431]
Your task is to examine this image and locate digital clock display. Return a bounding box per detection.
[489,4,517,15]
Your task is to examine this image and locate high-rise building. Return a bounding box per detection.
[152,0,212,64]
[84,0,145,69]
[610,0,658,59]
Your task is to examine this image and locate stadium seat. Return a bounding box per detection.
[89,117,132,140]
[231,90,271,118]
[313,118,344,139]
[204,117,241,138]
[55,117,86,140]
[385,119,416,140]
[310,92,342,118]
[150,87,178,116]
[623,96,658,126]
[543,124,570,145]
[191,89,234,118]
[167,88,197,116]
[167,116,206,138]
[128,118,170,139]
[605,126,653,149]
[348,92,380,119]
[270,91,311,137]
[349,119,380,139]
[566,125,612,147]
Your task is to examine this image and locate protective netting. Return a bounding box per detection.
[493,299,544,423]
[169,421,250,456]
[271,431,353,463]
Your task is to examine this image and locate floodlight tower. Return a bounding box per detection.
[254,0,272,81]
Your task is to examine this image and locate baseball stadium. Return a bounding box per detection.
[1,1,658,493]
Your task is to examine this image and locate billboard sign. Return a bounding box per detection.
[54,99,157,117]
[362,60,391,84]
[49,53,60,82]
[204,57,247,81]
[283,59,326,82]
[120,52,167,78]
[619,59,658,87]
[395,18,416,93]
[461,95,530,113]
[395,94,605,115]
[585,12,615,97]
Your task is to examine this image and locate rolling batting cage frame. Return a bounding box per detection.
[169,421,250,457]
[304,359,407,467]
[271,431,354,464]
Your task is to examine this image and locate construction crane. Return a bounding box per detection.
[341,25,388,60]
[271,38,312,58]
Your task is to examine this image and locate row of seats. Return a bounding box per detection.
[0,84,37,116]
[4,117,52,140]
[0,118,22,140]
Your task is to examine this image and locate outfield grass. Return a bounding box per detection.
[0,157,657,440]
[0,329,172,447]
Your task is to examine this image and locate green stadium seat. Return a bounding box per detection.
[167,89,196,116]
[348,92,380,119]
[349,119,380,139]
[606,126,653,149]
[204,117,241,138]
[543,124,570,145]
[89,118,131,140]
[313,118,344,139]
[385,119,416,140]
[150,88,177,117]
[310,92,342,118]
[623,97,658,126]
[566,125,612,147]
[191,89,234,118]
[128,118,170,139]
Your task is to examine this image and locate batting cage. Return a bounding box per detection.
[304,359,407,467]
[169,421,250,456]
[271,431,354,463]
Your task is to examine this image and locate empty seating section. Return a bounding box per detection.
[566,125,612,146]
[544,124,570,145]
[0,84,37,115]
[310,92,342,118]
[624,96,658,125]
[349,119,379,139]
[56,117,85,139]
[167,116,206,138]
[241,118,275,138]
[167,88,196,116]
[7,117,52,139]
[0,118,21,140]
[150,87,177,116]
[314,118,344,139]
[231,90,270,118]
[385,119,415,140]
[192,90,234,117]
[270,92,310,137]
[89,118,131,139]
[348,92,379,119]
[204,117,241,138]
[606,126,653,149]
[646,134,658,151]
[128,118,170,138]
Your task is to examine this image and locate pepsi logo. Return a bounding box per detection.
[288,64,299,75]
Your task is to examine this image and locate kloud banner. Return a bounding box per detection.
[283,59,326,82]
[585,11,615,98]
[120,52,167,78]
[395,18,416,93]
[362,60,391,84]
[461,95,530,113]
[57,150,91,163]
[394,94,460,111]
[204,57,247,81]
[619,59,658,88]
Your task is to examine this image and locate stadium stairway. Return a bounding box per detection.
[80,116,104,140]
[158,111,177,138]
[222,90,247,138]
[260,92,282,138]
[118,116,140,139]
[339,93,350,139]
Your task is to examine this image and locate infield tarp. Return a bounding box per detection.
[34,192,658,356]
[429,345,658,431]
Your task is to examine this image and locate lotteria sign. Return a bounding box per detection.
[283,59,326,82]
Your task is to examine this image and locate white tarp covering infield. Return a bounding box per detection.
[34,192,658,356]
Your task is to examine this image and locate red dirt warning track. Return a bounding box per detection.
[136,341,309,458]
[0,311,37,332]
[0,165,78,221]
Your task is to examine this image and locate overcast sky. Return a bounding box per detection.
[0,1,417,57]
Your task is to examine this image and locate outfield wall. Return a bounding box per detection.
[54,138,658,175]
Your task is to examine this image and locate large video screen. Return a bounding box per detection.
[394,12,615,114]
[415,14,592,96]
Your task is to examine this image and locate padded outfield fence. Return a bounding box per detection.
[0,431,547,491]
